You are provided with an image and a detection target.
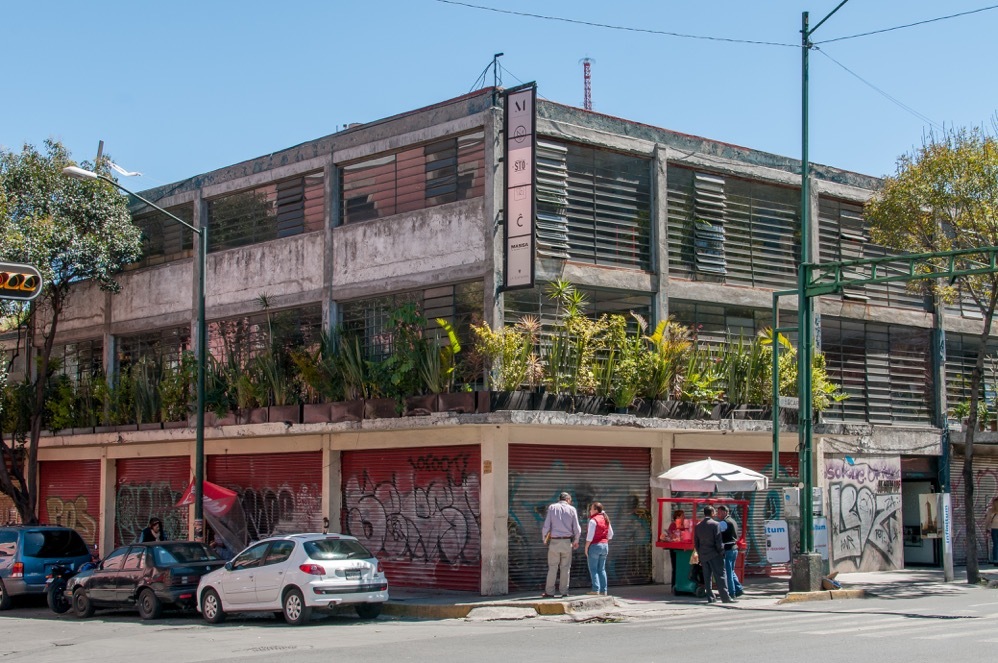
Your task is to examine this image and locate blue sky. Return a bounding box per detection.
[3,1,996,189]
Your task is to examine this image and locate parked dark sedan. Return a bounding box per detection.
[67,541,225,619]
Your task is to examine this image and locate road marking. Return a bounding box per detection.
[914,625,998,641]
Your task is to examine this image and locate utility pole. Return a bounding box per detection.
[794,0,850,593]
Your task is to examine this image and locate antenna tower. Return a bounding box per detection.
[580,57,593,111]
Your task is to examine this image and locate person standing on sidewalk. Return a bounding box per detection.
[585,502,613,596]
[542,492,581,598]
[984,496,998,564]
[693,505,732,604]
[716,505,744,598]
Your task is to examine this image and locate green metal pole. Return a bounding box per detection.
[799,10,814,554]
[194,226,207,541]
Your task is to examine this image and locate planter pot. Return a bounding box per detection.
[269,404,302,425]
[302,403,332,424]
[574,395,607,415]
[238,407,268,425]
[537,393,573,412]
[114,424,138,432]
[138,422,163,431]
[209,412,238,426]
[437,392,475,414]
[364,398,399,419]
[95,425,116,434]
[474,390,492,414]
[163,420,188,430]
[404,394,437,416]
[330,399,364,423]
[71,426,95,435]
[711,403,738,420]
[490,390,535,411]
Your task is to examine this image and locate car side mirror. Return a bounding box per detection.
[224,561,233,571]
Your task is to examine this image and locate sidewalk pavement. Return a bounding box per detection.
[381,567,998,621]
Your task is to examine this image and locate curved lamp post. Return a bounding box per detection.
[62,166,208,541]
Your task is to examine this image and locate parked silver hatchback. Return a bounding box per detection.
[197,533,388,625]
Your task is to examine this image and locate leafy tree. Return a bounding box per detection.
[0,140,143,523]
[865,126,998,584]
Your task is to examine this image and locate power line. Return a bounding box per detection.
[434,0,796,48]
[816,4,998,44]
[814,47,942,131]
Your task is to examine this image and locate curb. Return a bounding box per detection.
[383,595,616,620]
[779,589,867,603]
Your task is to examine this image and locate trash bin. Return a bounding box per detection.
[673,549,700,595]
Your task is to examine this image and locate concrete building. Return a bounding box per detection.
[3,86,997,594]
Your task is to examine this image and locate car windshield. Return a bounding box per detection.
[152,543,220,565]
[303,538,374,561]
[22,530,89,558]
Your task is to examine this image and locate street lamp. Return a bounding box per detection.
[62,165,208,542]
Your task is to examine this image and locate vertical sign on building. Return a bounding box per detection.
[503,83,536,290]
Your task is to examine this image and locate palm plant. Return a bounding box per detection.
[543,281,606,396]
[418,318,462,394]
[470,316,539,391]
[639,318,693,401]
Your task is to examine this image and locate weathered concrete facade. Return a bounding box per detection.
[9,85,995,590]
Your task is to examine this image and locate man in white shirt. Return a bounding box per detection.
[541,492,582,597]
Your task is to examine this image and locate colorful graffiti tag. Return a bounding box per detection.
[825,456,902,571]
[45,496,98,545]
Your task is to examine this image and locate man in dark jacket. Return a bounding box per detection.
[717,505,744,598]
[693,505,732,603]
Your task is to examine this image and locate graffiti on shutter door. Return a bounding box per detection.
[39,460,101,546]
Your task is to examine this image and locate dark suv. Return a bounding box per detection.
[0,526,93,609]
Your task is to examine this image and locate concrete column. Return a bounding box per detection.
[651,432,671,584]
[98,454,115,558]
[323,157,338,332]
[323,440,342,533]
[480,424,510,595]
[652,146,670,323]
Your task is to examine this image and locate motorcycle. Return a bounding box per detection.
[47,561,96,614]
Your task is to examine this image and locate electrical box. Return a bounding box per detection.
[812,487,824,517]
[783,487,800,518]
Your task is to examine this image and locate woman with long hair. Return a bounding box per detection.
[585,502,614,595]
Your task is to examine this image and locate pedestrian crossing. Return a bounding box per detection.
[625,607,998,642]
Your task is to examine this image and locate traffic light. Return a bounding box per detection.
[0,262,43,301]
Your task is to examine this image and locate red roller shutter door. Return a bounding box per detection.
[341,446,481,592]
[39,460,101,547]
[114,457,191,546]
[208,452,323,542]
[669,450,799,575]
[508,444,652,593]
[951,452,998,565]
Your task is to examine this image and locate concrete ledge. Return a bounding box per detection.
[383,595,615,620]
[779,589,866,604]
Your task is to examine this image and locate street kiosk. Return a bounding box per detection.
[656,497,748,595]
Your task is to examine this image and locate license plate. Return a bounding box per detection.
[345,569,361,580]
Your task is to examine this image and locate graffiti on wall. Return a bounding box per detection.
[232,482,323,540]
[116,482,186,544]
[46,496,98,544]
[825,456,902,571]
[343,452,481,568]
[950,463,998,563]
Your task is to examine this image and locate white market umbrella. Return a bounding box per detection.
[650,457,769,493]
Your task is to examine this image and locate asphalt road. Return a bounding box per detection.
[2,588,997,663]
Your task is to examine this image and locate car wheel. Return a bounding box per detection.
[0,579,11,611]
[200,588,225,624]
[137,588,162,620]
[355,603,382,619]
[282,587,312,626]
[73,588,94,618]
